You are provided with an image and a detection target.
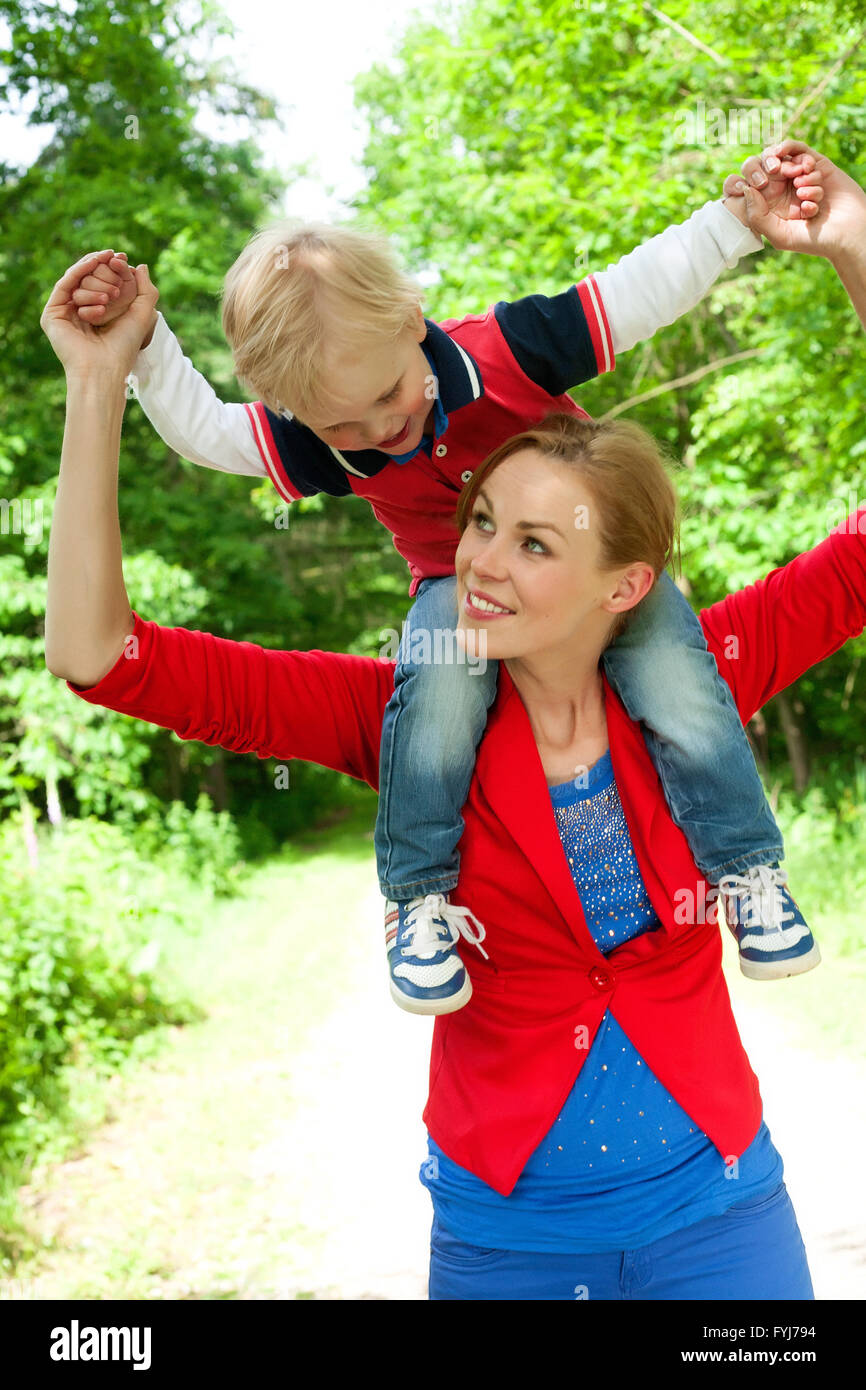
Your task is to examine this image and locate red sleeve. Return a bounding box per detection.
[67,613,394,789]
[700,507,866,723]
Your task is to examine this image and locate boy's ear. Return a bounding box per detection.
[411,302,426,339]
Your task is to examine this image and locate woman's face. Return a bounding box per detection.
[455,449,649,665]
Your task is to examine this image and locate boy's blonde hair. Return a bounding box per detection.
[221,220,425,421]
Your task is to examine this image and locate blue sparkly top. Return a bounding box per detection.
[421,749,782,1253]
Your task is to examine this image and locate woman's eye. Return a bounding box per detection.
[470,512,545,552]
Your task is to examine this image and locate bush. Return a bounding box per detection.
[128,793,245,896]
[0,814,202,1171]
[775,774,866,959]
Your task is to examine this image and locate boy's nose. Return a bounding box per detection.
[367,411,401,445]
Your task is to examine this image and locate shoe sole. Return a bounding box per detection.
[389,975,473,1015]
[739,940,822,980]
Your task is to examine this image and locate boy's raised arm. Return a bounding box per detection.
[592,196,763,356]
[130,311,267,477]
[486,148,826,397]
[592,145,825,356]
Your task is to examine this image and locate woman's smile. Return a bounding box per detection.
[463,587,516,619]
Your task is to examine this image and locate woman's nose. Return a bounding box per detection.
[470,540,508,582]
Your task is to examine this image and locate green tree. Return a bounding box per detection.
[0,0,400,832]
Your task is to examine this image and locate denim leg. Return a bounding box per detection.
[602,572,783,882]
[375,576,499,900]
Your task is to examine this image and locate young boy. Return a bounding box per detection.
[72,150,823,1013]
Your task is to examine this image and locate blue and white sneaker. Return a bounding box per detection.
[385,893,488,1015]
[718,865,821,980]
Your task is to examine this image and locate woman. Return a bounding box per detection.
[42,151,866,1300]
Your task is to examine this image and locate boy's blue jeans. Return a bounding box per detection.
[375,573,783,901]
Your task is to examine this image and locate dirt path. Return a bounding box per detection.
[723,944,866,1301]
[11,883,866,1301]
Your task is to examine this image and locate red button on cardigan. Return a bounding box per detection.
[589,967,615,992]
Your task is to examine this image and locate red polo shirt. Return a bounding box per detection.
[244,280,613,594]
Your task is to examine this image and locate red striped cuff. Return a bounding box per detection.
[576,275,615,377]
[245,402,303,503]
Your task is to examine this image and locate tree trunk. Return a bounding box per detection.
[202,748,229,811]
[748,708,769,773]
[45,768,63,827]
[774,688,810,793]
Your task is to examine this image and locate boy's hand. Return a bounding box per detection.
[73,250,137,321]
[721,139,830,246]
[725,141,865,258]
[71,250,157,348]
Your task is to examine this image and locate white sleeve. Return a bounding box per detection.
[127,312,266,477]
[594,200,764,356]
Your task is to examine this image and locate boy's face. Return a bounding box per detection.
[300,307,436,454]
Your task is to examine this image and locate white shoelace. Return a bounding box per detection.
[719,865,794,934]
[401,893,489,961]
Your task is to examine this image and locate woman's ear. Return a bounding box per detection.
[603,563,656,616]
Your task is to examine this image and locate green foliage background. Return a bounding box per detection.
[1,0,866,1245]
[4,0,866,830]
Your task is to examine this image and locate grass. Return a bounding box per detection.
[2,804,382,1296]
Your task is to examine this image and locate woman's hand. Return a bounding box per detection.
[728,143,866,259]
[40,251,159,382]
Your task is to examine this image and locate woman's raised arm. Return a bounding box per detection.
[69,613,393,789]
[701,504,866,725]
[701,154,866,718]
[41,253,159,687]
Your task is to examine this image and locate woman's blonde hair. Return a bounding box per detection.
[456,412,682,643]
[221,220,425,420]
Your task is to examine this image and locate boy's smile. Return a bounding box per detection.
[302,306,436,455]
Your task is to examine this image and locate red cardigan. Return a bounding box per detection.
[70,509,866,1195]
